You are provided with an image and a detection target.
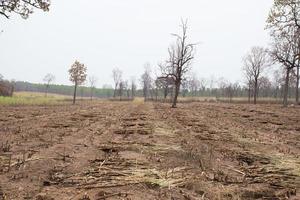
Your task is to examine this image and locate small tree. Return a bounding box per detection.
[43,73,55,97]
[112,68,122,98]
[0,0,50,19]
[89,76,98,100]
[69,60,87,104]
[243,46,269,104]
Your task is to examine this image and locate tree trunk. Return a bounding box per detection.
[164,87,168,99]
[296,65,299,104]
[90,87,93,101]
[172,82,180,108]
[248,82,251,104]
[254,79,258,105]
[10,84,15,97]
[73,83,77,105]
[283,68,290,107]
[113,84,117,98]
[45,85,49,97]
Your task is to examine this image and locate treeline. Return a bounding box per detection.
[14,81,114,98]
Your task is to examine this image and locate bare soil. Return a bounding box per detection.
[0,101,299,200]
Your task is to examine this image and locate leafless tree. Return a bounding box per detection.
[130,77,137,99]
[141,63,153,100]
[188,74,200,96]
[269,31,299,106]
[267,0,300,32]
[199,78,207,93]
[43,73,55,97]
[69,60,87,104]
[160,20,196,108]
[217,77,229,99]
[267,0,300,105]
[208,75,215,96]
[112,68,122,98]
[89,76,98,100]
[155,76,174,99]
[181,79,189,97]
[0,0,50,19]
[0,74,3,81]
[243,46,269,104]
[118,80,126,100]
[272,69,284,99]
[259,76,272,97]
[243,65,254,103]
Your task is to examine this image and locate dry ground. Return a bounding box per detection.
[0,101,299,200]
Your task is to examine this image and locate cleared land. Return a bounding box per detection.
[0,101,299,200]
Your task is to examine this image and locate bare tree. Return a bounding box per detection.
[267,0,300,105]
[0,74,3,81]
[112,68,122,98]
[118,80,125,100]
[130,77,137,99]
[259,76,272,97]
[269,30,299,106]
[0,0,50,19]
[89,76,98,100]
[69,60,87,104]
[267,0,300,32]
[160,20,196,108]
[43,73,55,97]
[123,80,131,99]
[272,69,284,99]
[141,63,153,100]
[199,78,207,93]
[155,76,174,99]
[208,75,215,96]
[243,65,253,103]
[188,74,200,96]
[243,46,269,104]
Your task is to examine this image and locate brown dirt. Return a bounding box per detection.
[0,101,299,200]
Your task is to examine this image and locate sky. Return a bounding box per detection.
[0,0,274,88]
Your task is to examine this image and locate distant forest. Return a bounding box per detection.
[14,81,114,98]
[12,80,298,102]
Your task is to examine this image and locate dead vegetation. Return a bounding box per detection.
[0,101,299,199]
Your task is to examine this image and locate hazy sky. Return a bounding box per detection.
[0,0,274,87]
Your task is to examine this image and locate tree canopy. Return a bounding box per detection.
[0,0,50,19]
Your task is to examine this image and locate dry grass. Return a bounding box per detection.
[0,92,71,105]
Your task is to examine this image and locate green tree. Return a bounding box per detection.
[69,61,87,104]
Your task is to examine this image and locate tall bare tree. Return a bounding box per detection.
[69,60,87,104]
[243,67,253,103]
[0,0,50,19]
[269,29,300,106]
[112,68,122,98]
[267,0,300,105]
[43,73,55,97]
[89,76,98,100]
[160,20,195,108]
[243,46,269,104]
